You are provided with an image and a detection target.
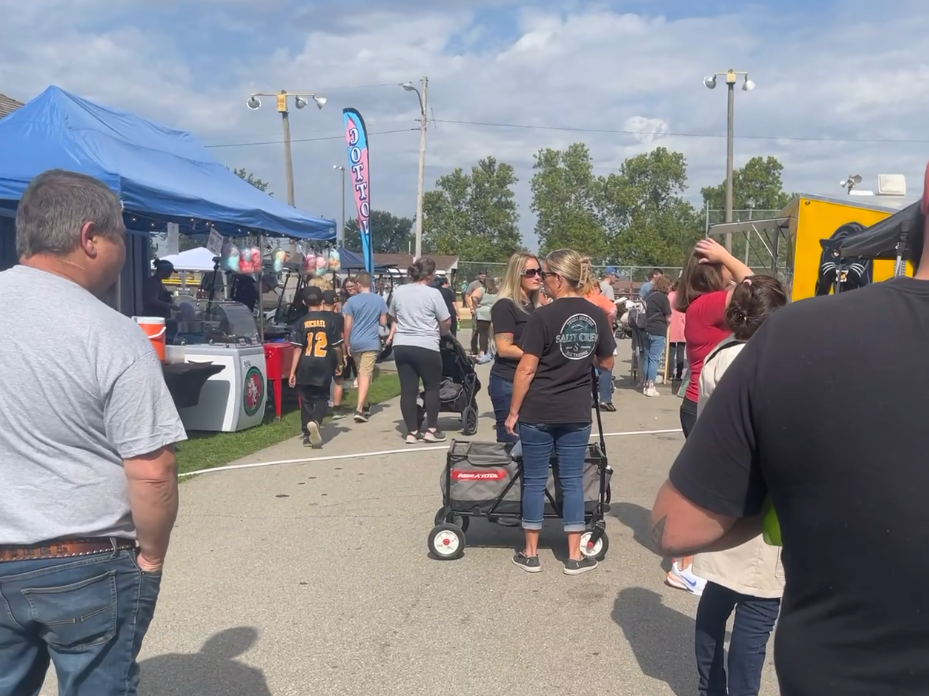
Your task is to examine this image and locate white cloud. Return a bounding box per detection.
[0,0,926,248]
[624,117,670,145]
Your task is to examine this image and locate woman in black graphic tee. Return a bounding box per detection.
[505,249,616,576]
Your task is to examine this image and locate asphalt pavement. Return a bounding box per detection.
[39,340,779,696]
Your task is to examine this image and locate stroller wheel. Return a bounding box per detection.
[428,523,465,560]
[434,507,470,532]
[580,529,609,561]
[461,407,478,437]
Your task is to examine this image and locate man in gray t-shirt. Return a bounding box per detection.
[600,266,617,302]
[0,170,187,694]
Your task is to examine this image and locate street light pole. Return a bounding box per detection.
[281,99,295,207]
[333,165,346,247]
[703,69,754,251]
[726,77,735,233]
[401,77,428,260]
[247,90,328,252]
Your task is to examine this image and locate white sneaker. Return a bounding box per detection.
[665,561,706,596]
[646,386,660,397]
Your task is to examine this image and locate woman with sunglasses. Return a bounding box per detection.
[505,249,616,575]
[489,253,543,444]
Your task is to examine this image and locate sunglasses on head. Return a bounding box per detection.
[522,268,542,278]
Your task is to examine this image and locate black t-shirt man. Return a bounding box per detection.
[231,274,258,312]
[490,298,534,382]
[644,291,671,336]
[518,297,614,424]
[661,276,929,696]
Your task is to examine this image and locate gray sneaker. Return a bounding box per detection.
[512,552,541,573]
[563,557,598,576]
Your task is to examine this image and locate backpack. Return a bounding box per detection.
[629,303,647,330]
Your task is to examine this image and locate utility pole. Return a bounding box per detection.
[725,75,735,251]
[246,89,327,254]
[414,77,428,260]
[281,100,295,207]
[402,77,428,261]
[703,69,754,252]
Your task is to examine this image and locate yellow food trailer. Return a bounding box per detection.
[708,194,911,301]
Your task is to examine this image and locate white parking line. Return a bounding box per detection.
[179,428,682,478]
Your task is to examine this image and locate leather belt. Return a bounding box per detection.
[0,538,136,563]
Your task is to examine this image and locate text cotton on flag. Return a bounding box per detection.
[342,108,373,275]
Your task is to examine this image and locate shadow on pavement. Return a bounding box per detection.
[613,502,672,572]
[612,587,695,696]
[139,627,270,696]
[612,502,654,550]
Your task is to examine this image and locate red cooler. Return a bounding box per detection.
[263,342,295,420]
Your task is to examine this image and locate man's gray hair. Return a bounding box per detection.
[16,169,124,258]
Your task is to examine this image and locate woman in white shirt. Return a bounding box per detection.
[692,275,788,696]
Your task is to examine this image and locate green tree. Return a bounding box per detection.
[231,167,272,195]
[530,143,607,257]
[422,156,521,262]
[343,210,414,253]
[601,147,703,266]
[700,155,791,220]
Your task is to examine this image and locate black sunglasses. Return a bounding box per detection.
[522,268,542,278]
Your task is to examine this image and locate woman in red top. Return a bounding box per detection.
[674,239,753,436]
[666,238,752,595]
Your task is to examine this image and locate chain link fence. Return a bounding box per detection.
[705,208,787,274]
[454,262,685,288]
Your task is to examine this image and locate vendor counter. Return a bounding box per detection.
[163,299,268,433]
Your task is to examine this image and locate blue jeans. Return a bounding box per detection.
[488,374,518,443]
[644,333,666,383]
[0,548,161,696]
[694,581,780,696]
[519,422,591,532]
[596,368,613,403]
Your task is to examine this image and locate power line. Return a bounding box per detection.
[433,118,929,145]
[203,117,929,149]
[204,127,416,149]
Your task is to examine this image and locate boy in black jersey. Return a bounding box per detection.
[321,289,347,417]
[288,286,343,447]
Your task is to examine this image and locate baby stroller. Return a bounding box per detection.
[416,334,482,436]
[428,371,612,561]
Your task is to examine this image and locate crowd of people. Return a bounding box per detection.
[6,166,929,696]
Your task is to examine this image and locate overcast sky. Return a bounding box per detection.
[0,0,925,249]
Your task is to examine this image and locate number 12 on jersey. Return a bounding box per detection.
[304,330,329,358]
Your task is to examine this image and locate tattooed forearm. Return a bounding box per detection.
[649,515,667,553]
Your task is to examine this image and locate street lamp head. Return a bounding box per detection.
[312,95,327,109]
[742,76,756,91]
[333,165,345,171]
[294,96,308,109]
[400,82,416,92]
[703,75,717,90]
[246,96,261,110]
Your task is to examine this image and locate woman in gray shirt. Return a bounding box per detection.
[387,258,452,444]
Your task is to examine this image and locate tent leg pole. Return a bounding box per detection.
[258,234,265,344]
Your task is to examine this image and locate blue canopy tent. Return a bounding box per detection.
[0,86,337,313]
[338,247,396,272]
[0,86,336,238]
